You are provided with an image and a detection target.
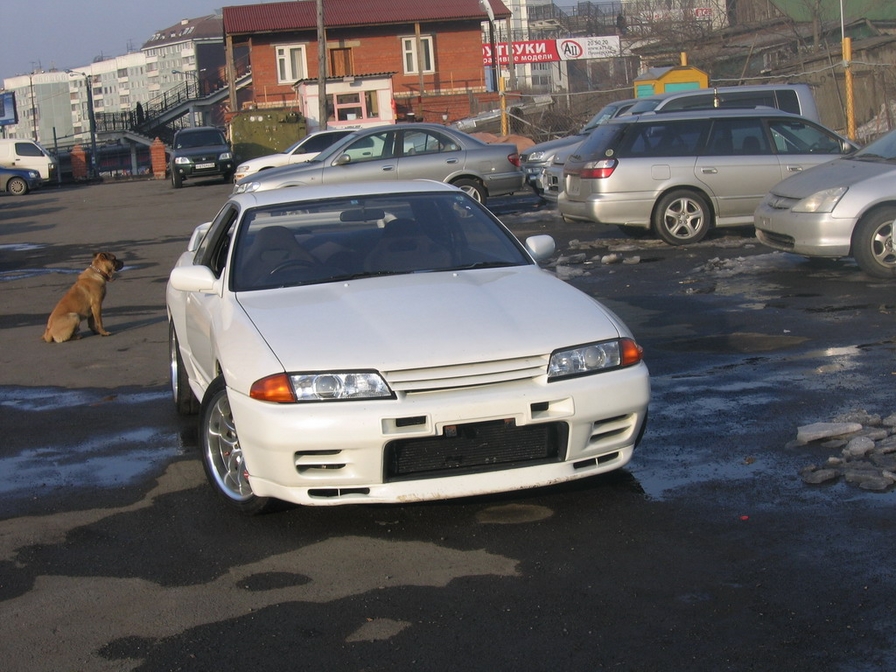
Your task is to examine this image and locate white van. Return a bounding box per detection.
[0,138,58,181]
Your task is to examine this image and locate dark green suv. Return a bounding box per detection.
[170,127,234,189]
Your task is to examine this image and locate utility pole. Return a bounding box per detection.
[317,0,328,131]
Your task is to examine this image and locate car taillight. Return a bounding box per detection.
[579,158,617,179]
[507,152,521,167]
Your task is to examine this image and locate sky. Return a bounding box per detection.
[0,0,282,81]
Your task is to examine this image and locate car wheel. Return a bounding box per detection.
[199,377,274,514]
[171,170,183,189]
[6,177,29,195]
[452,178,486,204]
[851,207,896,279]
[653,190,711,245]
[169,321,199,415]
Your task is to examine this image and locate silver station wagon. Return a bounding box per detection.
[558,109,856,245]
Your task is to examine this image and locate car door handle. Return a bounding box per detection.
[446,158,459,164]
[785,165,804,172]
[701,167,718,174]
[381,165,395,172]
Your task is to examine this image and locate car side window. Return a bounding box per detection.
[401,130,460,155]
[619,120,706,157]
[704,119,771,156]
[194,204,240,277]
[341,131,396,163]
[768,120,842,155]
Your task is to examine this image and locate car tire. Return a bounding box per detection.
[169,321,199,415]
[199,376,275,515]
[171,170,183,189]
[653,190,711,245]
[6,177,29,195]
[851,207,896,279]
[451,178,486,204]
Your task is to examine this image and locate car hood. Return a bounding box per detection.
[525,135,587,158]
[770,157,894,198]
[235,266,624,372]
[237,160,324,187]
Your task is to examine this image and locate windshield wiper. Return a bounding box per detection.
[456,260,521,270]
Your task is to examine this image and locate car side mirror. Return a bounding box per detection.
[333,154,352,166]
[525,235,555,262]
[169,265,219,294]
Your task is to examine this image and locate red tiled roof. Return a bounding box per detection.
[223,0,511,34]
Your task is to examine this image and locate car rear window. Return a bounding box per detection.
[569,125,625,160]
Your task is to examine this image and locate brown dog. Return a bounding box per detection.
[42,252,124,343]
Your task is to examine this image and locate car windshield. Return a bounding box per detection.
[176,130,226,148]
[625,99,662,115]
[229,192,532,291]
[852,130,896,162]
[580,102,630,132]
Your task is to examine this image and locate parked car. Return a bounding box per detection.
[169,126,234,188]
[0,166,42,195]
[233,129,357,182]
[623,84,821,123]
[167,180,650,513]
[0,138,57,181]
[754,127,896,278]
[232,123,524,204]
[558,109,856,245]
[521,98,637,193]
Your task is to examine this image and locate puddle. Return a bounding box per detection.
[0,268,80,282]
[0,387,184,495]
[0,429,184,495]
[0,243,45,252]
[0,387,166,412]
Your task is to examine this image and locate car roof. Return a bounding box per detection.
[228,179,458,208]
[633,84,811,103]
[607,108,808,124]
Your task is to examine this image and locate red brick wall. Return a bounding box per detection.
[242,22,488,112]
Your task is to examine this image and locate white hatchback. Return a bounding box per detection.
[167,181,650,513]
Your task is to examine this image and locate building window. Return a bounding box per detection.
[401,36,434,74]
[277,44,307,83]
[329,90,381,123]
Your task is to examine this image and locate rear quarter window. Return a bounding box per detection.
[569,125,625,160]
[616,120,708,158]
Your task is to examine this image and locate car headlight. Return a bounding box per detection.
[250,372,393,403]
[174,156,191,165]
[548,338,643,381]
[792,186,847,213]
[220,151,233,161]
[28,171,39,178]
[236,164,249,172]
[232,180,262,194]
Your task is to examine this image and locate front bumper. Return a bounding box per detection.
[227,363,650,506]
[753,202,854,257]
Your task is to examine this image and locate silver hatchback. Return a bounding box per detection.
[754,127,896,279]
[558,109,855,245]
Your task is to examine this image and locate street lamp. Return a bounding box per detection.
[65,69,98,179]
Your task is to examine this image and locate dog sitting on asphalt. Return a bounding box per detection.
[42,252,124,343]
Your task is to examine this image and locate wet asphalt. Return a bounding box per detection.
[1,179,895,671]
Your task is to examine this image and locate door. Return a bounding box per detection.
[324,129,398,183]
[694,118,781,222]
[396,129,463,182]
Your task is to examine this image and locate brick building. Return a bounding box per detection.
[222,0,511,129]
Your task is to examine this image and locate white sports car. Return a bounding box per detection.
[167,180,650,513]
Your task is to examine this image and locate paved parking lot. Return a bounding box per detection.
[1,179,895,671]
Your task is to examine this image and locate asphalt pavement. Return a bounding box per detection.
[1,179,895,671]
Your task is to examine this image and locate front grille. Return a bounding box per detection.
[384,419,566,481]
[384,355,548,393]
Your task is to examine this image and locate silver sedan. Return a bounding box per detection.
[233,123,525,204]
[754,128,896,278]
